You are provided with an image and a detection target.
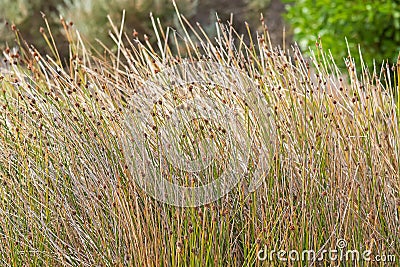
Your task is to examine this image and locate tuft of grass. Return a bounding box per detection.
[0,5,399,266]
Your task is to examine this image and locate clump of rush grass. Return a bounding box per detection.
[0,4,399,266]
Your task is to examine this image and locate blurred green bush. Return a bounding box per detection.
[0,0,197,56]
[284,0,400,67]
[57,0,198,47]
[0,0,273,60]
[0,0,64,51]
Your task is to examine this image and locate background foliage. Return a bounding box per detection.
[2,0,400,67]
[284,0,400,67]
[57,0,198,47]
[0,0,64,52]
[0,0,269,58]
[0,0,195,55]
